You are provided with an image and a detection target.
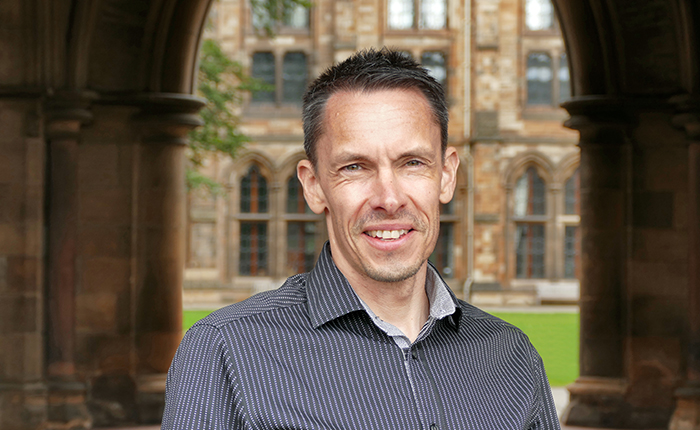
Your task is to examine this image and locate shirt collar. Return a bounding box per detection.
[307,241,461,329]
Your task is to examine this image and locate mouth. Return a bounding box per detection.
[364,229,411,240]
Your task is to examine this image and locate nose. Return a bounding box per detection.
[368,168,407,214]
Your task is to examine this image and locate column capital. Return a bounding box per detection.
[671,94,700,140]
[45,90,97,140]
[561,96,638,145]
[129,92,206,145]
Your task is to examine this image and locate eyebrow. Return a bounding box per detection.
[333,148,436,165]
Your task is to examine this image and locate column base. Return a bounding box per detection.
[0,382,48,430]
[562,376,671,429]
[136,374,167,424]
[562,377,628,428]
[46,380,91,429]
[669,385,700,430]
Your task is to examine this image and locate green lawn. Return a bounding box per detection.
[183,310,214,332]
[183,310,579,387]
[491,312,579,387]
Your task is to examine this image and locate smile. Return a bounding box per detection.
[365,229,410,240]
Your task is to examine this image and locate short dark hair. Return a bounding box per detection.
[302,47,448,166]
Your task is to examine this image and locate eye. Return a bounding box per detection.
[406,159,424,167]
[344,163,361,172]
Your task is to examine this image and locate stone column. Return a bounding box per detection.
[45,91,95,428]
[669,95,700,430]
[130,93,204,423]
[560,97,632,427]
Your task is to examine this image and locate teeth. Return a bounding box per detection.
[367,229,409,239]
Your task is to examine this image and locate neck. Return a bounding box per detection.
[348,265,430,342]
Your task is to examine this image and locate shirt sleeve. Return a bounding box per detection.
[530,350,562,430]
[161,324,245,430]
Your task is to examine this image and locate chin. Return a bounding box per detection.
[361,261,424,283]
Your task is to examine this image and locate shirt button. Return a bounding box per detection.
[430,424,439,430]
[411,349,418,360]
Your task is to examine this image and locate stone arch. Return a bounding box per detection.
[226,150,276,188]
[555,151,581,184]
[502,150,556,189]
[4,0,700,428]
[277,150,308,180]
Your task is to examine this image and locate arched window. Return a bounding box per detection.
[285,172,318,274]
[559,52,571,103]
[564,168,580,279]
[387,0,446,30]
[421,51,447,88]
[526,52,553,106]
[525,0,554,31]
[251,52,275,103]
[251,51,309,106]
[282,52,307,104]
[251,1,309,31]
[240,165,268,213]
[514,167,546,278]
[239,165,268,276]
[430,201,457,278]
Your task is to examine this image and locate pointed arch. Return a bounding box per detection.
[502,150,556,189]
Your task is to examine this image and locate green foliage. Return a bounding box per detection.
[187,39,275,191]
[188,39,253,181]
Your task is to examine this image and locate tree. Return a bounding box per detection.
[187,0,310,193]
[187,38,261,193]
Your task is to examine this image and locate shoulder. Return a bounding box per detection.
[192,273,310,331]
[455,300,535,347]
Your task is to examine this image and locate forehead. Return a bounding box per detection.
[321,88,437,138]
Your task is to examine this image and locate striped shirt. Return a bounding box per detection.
[162,242,561,430]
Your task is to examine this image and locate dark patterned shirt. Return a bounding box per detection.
[162,242,561,430]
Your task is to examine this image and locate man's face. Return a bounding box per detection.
[298,89,458,284]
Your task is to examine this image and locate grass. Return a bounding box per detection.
[183,309,579,387]
[490,312,579,387]
[183,310,214,331]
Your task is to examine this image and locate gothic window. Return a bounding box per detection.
[251,1,309,31]
[564,168,581,279]
[514,167,547,278]
[526,53,553,106]
[239,165,269,276]
[564,168,579,215]
[559,52,571,103]
[388,0,447,30]
[251,52,275,103]
[285,172,320,275]
[251,51,309,106]
[421,51,447,88]
[282,52,308,104]
[430,201,458,278]
[564,225,579,279]
[525,0,554,31]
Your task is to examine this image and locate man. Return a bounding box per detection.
[162,48,560,430]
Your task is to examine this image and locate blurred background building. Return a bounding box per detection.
[184,0,581,308]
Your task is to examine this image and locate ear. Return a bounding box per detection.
[297,159,328,214]
[439,146,460,204]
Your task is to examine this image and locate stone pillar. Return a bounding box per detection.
[45,91,95,429]
[130,93,204,423]
[669,95,700,430]
[0,94,48,430]
[560,97,632,428]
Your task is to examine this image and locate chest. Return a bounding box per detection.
[229,326,536,430]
